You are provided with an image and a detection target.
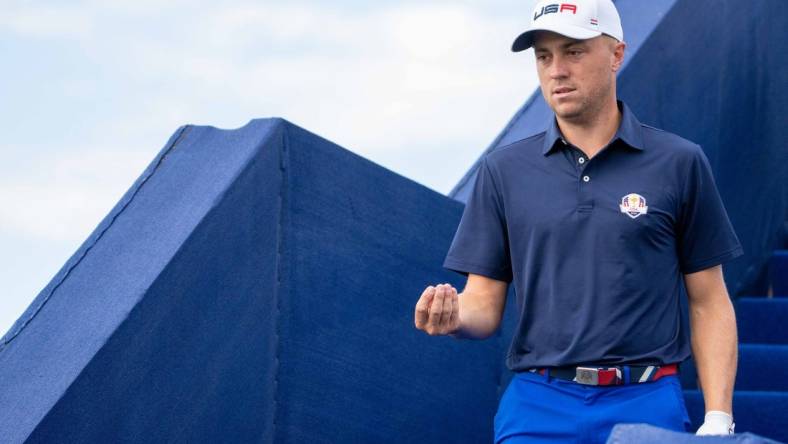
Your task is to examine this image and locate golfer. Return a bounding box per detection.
[414,0,742,442]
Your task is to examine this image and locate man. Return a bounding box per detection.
[413,0,742,442]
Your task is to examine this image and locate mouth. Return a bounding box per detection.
[552,87,576,98]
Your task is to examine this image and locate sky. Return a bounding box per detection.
[0,0,540,336]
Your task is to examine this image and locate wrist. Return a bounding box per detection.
[705,410,733,421]
[449,312,465,338]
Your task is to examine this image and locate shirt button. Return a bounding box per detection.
[578,157,585,164]
[583,175,590,182]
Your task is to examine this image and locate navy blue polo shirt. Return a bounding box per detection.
[443,100,744,372]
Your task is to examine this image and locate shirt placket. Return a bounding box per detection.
[561,138,594,213]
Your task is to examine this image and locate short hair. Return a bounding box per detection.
[603,34,620,52]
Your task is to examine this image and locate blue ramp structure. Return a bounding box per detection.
[0,120,510,443]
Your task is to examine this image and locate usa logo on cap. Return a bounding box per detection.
[511,0,623,52]
[620,193,648,219]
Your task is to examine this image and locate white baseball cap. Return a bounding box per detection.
[511,0,624,52]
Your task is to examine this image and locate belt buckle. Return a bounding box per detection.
[575,367,600,385]
[575,367,620,385]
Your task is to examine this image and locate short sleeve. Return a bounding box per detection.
[676,146,744,274]
[443,156,513,282]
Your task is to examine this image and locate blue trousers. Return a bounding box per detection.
[494,368,692,443]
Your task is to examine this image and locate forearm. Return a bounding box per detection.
[689,295,738,415]
[449,291,501,340]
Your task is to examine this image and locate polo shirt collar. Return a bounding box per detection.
[541,100,645,156]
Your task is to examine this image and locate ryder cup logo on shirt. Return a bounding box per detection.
[619,193,648,219]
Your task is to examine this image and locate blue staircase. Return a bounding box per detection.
[679,249,788,442]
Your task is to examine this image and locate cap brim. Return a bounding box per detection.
[511,25,602,52]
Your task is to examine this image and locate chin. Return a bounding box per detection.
[551,102,584,120]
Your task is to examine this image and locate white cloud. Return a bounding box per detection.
[0,147,152,242]
[0,4,95,39]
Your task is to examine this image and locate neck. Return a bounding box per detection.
[556,97,621,159]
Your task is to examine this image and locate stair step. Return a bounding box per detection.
[683,390,788,443]
[770,250,788,296]
[735,297,788,344]
[678,344,788,391]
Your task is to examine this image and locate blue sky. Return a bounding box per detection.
[0,0,539,335]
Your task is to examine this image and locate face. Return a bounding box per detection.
[533,31,625,123]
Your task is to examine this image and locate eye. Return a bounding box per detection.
[568,49,583,57]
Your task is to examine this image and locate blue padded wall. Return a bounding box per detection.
[0,120,509,443]
[771,251,788,296]
[0,122,284,442]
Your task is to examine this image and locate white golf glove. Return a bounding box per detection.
[695,410,735,435]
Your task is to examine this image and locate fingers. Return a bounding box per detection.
[428,285,447,329]
[415,283,457,336]
[438,286,454,326]
[414,286,436,329]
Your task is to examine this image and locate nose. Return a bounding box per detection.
[548,55,569,79]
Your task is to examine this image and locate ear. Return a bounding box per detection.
[611,41,626,72]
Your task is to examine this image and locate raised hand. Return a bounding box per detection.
[414,283,460,336]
